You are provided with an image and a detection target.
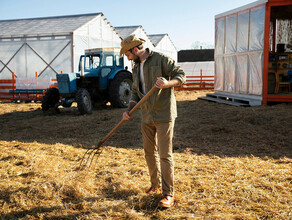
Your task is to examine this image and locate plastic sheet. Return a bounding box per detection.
[237,10,249,52]
[235,55,248,94]
[215,18,225,56]
[152,35,177,63]
[226,15,237,54]
[224,55,236,92]
[249,6,265,51]
[214,57,224,91]
[248,51,263,95]
[74,15,121,72]
[178,61,214,77]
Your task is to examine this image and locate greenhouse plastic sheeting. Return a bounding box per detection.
[214,57,224,91]
[215,18,225,56]
[153,36,177,63]
[249,51,263,95]
[178,61,214,77]
[16,77,52,90]
[237,10,249,53]
[72,15,120,73]
[226,15,237,54]
[224,55,236,93]
[235,55,248,94]
[249,6,265,51]
[215,4,265,96]
[0,36,72,79]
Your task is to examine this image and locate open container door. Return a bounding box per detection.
[263,0,292,104]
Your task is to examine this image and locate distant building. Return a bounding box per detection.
[115,26,177,62]
[0,13,121,79]
[178,49,214,62]
[149,34,177,62]
[178,49,214,77]
[0,13,180,98]
[115,25,154,50]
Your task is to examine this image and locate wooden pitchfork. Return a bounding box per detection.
[79,86,157,169]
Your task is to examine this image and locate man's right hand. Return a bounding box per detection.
[123,111,131,121]
[123,101,137,120]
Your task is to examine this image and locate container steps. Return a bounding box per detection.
[198,93,262,107]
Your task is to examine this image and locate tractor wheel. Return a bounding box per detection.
[42,88,60,111]
[109,71,132,108]
[76,88,92,115]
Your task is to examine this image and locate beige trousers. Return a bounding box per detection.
[141,121,175,196]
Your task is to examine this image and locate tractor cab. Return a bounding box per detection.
[80,48,126,90]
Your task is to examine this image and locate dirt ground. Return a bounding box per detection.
[0,90,291,158]
[0,90,291,219]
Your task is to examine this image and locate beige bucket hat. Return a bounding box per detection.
[120,34,145,56]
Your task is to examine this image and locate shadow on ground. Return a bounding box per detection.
[0,100,291,158]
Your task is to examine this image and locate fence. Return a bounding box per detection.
[0,72,57,101]
[1,70,214,101]
[0,72,15,100]
[176,69,214,91]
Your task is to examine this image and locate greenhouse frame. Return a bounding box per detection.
[0,13,121,80]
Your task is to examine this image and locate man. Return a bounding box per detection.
[120,34,185,208]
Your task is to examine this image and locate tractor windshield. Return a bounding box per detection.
[85,54,100,70]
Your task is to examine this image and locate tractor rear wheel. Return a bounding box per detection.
[42,88,60,111]
[109,71,132,108]
[76,88,92,115]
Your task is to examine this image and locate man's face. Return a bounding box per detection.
[125,49,140,63]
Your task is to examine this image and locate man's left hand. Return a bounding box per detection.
[155,77,181,89]
[155,77,169,89]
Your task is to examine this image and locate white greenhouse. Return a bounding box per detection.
[115,26,154,51]
[0,13,121,80]
[149,34,177,62]
[115,26,178,62]
[178,61,214,77]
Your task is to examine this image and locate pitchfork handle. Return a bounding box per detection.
[97,86,157,148]
[128,86,157,116]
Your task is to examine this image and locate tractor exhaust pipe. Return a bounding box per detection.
[80,57,84,77]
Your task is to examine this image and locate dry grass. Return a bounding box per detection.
[0,91,291,219]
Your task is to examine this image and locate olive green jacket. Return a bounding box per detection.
[130,49,186,123]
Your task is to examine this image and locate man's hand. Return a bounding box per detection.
[122,101,137,121]
[155,77,181,89]
[155,77,169,89]
[123,111,131,121]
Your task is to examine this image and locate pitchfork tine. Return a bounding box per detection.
[79,148,95,168]
[88,148,103,168]
[79,141,103,169]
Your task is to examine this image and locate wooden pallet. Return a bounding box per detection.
[199,92,262,107]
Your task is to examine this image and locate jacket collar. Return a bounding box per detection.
[146,48,154,58]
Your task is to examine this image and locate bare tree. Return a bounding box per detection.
[191,41,214,49]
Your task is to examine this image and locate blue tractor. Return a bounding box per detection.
[41,48,132,114]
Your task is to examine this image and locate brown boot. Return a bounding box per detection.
[158,195,175,208]
[146,186,161,194]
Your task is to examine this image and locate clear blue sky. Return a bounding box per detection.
[0,0,256,50]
